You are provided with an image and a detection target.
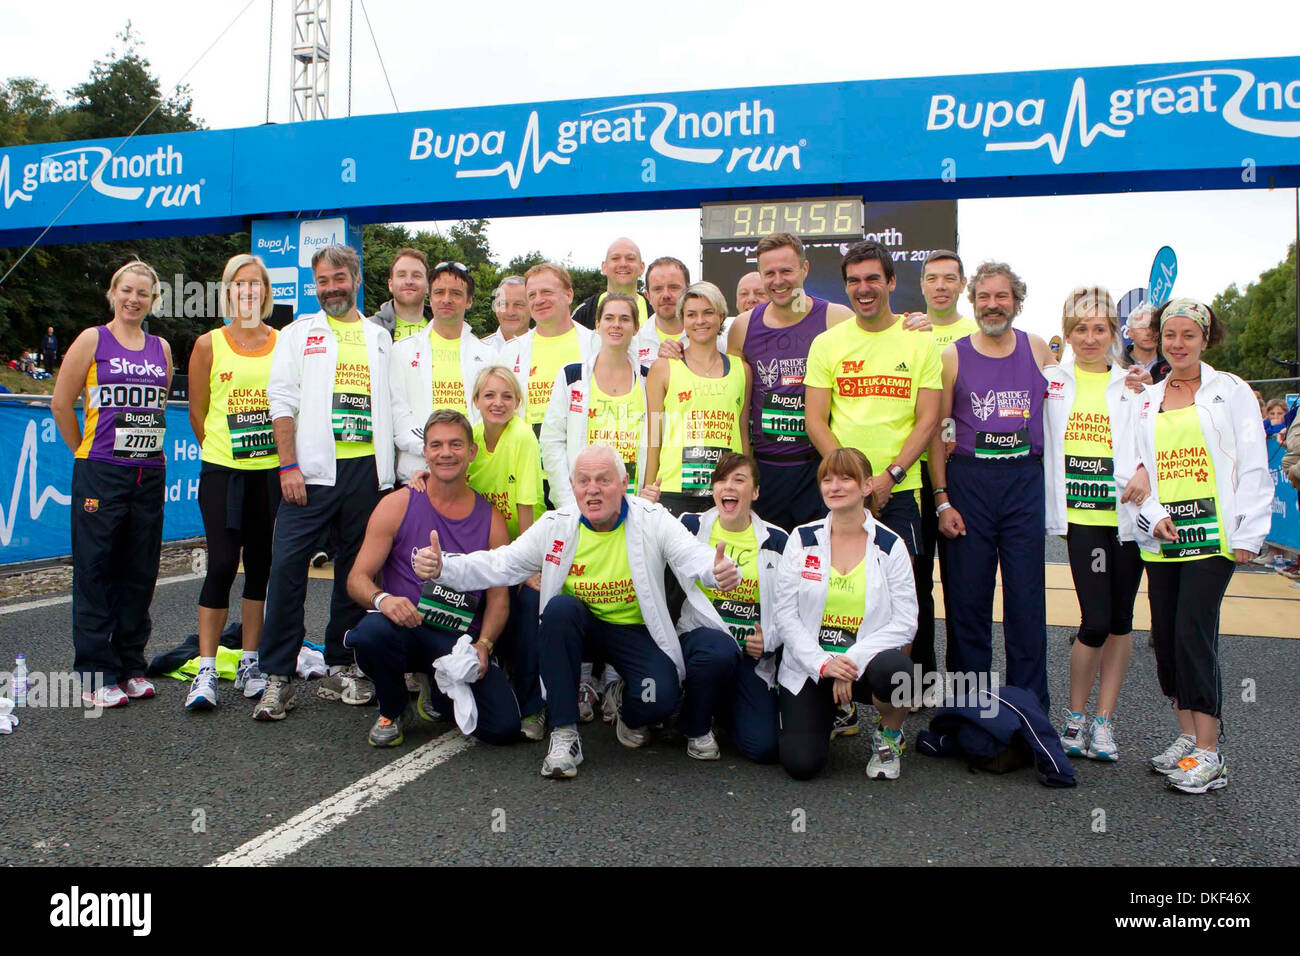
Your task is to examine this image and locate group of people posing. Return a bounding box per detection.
[49,231,1273,795]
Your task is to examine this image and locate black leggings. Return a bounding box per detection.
[778,648,912,781]
[1065,523,1144,647]
[1146,556,1234,718]
[198,463,281,609]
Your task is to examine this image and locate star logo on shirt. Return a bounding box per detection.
[1195,467,1208,483]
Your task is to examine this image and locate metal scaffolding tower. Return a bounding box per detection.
[290,0,331,121]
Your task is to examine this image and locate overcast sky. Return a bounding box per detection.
[3,0,1298,341]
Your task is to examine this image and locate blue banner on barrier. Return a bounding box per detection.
[0,401,203,564]
[1267,439,1300,552]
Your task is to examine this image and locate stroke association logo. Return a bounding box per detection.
[1,142,204,211]
[408,97,805,189]
[924,64,1300,164]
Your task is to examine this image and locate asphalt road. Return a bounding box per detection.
[0,568,1295,867]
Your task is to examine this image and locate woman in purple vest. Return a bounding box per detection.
[345,409,520,747]
[51,260,174,710]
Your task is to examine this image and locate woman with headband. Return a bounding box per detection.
[1121,298,1272,794]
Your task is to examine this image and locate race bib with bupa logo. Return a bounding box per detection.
[417,579,481,634]
[332,392,373,444]
[1065,454,1116,511]
[1161,497,1222,559]
[975,428,1030,459]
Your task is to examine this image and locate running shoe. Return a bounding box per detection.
[1060,711,1088,757]
[541,727,583,778]
[600,686,619,724]
[687,731,720,760]
[252,675,295,720]
[607,681,648,748]
[869,712,907,752]
[368,712,406,748]
[577,679,598,723]
[82,685,129,709]
[185,670,218,711]
[236,658,267,698]
[1087,716,1119,761]
[317,664,375,705]
[520,710,546,742]
[867,727,903,780]
[1165,748,1228,794]
[122,677,156,699]
[1149,732,1197,775]
[831,700,859,738]
[413,673,442,722]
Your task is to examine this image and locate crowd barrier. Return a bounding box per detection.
[0,397,203,564]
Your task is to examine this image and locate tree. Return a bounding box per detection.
[1205,242,1298,399]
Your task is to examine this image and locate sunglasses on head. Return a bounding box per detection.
[434,261,469,275]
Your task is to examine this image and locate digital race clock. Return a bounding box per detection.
[701,198,864,241]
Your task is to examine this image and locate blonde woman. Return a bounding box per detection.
[52,260,173,709]
[182,254,280,710]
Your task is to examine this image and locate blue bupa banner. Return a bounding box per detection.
[0,401,203,564]
[1266,440,1300,553]
[2,56,1299,245]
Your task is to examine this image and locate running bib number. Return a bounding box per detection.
[682,445,726,496]
[818,626,856,655]
[975,428,1030,459]
[1161,497,1222,559]
[760,391,806,441]
[111,411,164,459]
[332,392,373,444]
[1065,455,1116,511]
[229,409,275,461]
[713,597,759,647]
[417,579,480,634]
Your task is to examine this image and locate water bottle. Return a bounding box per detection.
[13,654,28,707]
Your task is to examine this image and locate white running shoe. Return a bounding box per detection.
[82,685,129,709]
[541,727,583,778]
[1149,732,1197,775]
[687,731,720,760]
[1165,747,1228,794]
[577,679,598,723]
[122,677,156,699]
[1060,711,1088,757]
[185,670,218,710]
[1087,716,1119,761]
[867,728,903,780]
[236,658,267,698]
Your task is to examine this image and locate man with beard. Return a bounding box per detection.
[255,245,396,720]
[927,261,1057,711]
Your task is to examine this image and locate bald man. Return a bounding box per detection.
[571,238,654,330]
[735,271,767,315]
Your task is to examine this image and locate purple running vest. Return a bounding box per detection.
[951,329,1046,459]
[745,297,829,464]
[76,326,169,468]
[382,487,493,636]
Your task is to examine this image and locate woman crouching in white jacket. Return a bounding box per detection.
[775,448,918,781]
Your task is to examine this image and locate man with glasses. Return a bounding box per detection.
[390,261,496,485]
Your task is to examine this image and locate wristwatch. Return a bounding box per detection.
[887,464,907,485]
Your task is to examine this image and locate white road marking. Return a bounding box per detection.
[0,572,202,615]
[208,729,476,867]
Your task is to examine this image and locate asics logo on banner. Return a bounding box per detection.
[108,357,165,377]
[1,144,202,210]
[408,98,803,189]
[925,68,1300,165]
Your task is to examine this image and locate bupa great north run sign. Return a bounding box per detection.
[1,56,1298,245]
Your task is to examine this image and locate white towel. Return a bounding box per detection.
[0,697,17,734]
[296,646,328,680]
[433,635,480,735]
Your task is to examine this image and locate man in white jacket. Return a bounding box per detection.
[389,261,496,483]
[256,245,395,721]
[415,443,741,779]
